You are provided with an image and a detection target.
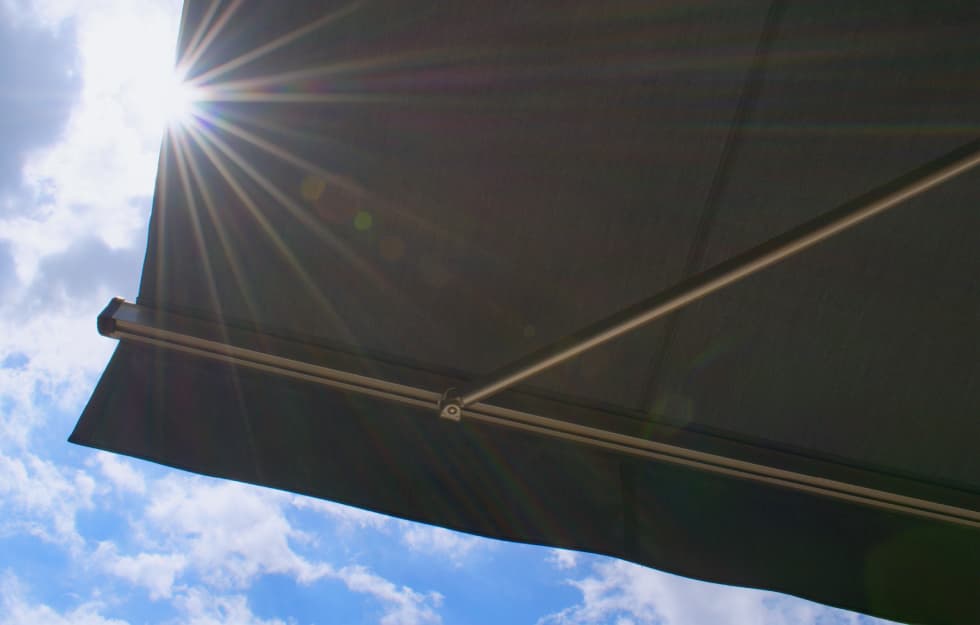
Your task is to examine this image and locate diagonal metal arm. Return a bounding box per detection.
[441,139,980,415]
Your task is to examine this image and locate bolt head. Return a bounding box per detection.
[440,402,462,421]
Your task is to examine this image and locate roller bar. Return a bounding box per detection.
[98,299,980,528]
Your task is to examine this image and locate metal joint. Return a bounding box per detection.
[438,389,463,421]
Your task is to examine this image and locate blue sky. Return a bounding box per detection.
[0,2,901,624]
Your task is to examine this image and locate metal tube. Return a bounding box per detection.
[100,299,441,409]
[98,299,980,528]
[453,139,980,409]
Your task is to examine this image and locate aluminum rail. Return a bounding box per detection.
[98,299,980,528]
[444,139,980,413]
[98,298,442,411]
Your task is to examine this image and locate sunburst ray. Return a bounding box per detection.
[183,121,361,350]
[190,1,364,87]
[179,0,245,78]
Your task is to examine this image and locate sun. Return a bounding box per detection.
[158,73,203,125]
[142,68,204,130]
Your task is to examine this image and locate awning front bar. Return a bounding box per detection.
[98,298,980,528]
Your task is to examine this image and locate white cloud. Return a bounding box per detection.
[0,0,183,449]
[0,297,117,431]
[0,361,45,448]
[142,476,328,589]
[1,0,180,282]
[337,565,443,625]
[0,451,94,548]
[92,452,146,495]
[538,558,895,625]
[290,496,392,532]
[400,524,482,567]
[172,588,289,625]
[94,542,187,600]
[0,572,129,625]
[547,549,579,571]
[105,474,445,625]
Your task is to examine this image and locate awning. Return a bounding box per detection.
[72,2,980,623]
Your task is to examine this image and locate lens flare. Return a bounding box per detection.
[159,74,202,125]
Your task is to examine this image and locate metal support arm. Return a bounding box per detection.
[445,139,980,412]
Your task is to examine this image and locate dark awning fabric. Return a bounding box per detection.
[72,1,979,623]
